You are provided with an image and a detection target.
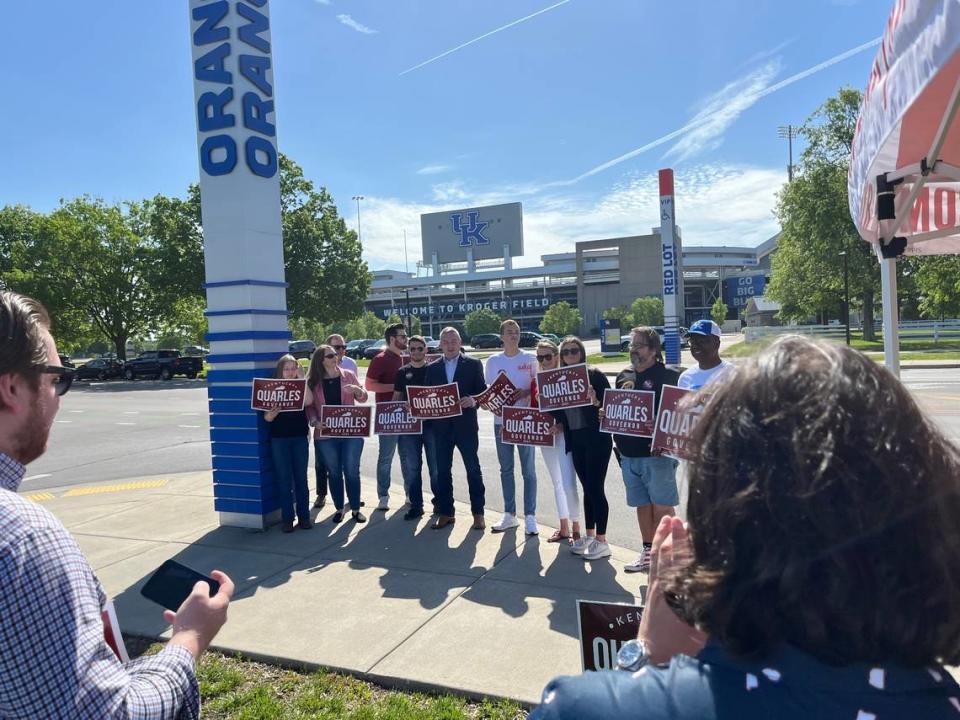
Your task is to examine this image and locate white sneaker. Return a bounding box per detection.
[570,536,593,555]
[524,515,539,535]
[491,512,520,532]
[376,495,390,511]
[624,547,651,573]
[583,539,611,560]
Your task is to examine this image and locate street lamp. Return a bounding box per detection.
[351,195,364,242]
[839,249,851,346]
[777,125,799,182]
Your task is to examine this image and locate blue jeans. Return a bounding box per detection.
[318,438,364,511]
[376,434,399,498]
[397,432,438,512]
[494,424,538,516]
[270,435,310,524]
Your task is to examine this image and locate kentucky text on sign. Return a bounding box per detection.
[373,401,422,435]
[319,405,372,438]
[474,371,520,414]
[500,407,555,447]
[536,363,592,412]
[576,599,644,672]
[600,389,656,437]
[250,378,306,412]
[651,385,701,460]
[406,383,462,419]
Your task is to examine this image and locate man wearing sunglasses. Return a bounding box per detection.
[365,323,408,511]
[0,290,234,718]
[392,335,437,520]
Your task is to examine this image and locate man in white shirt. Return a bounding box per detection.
[485,320,539,535]
[677,320,733,390]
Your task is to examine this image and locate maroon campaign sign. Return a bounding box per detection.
[251,378,306,412]
[500,407,555,447]
[576,600,644,672]
[373,401,422,435]
[651,385,703,459]
[318,405,372,438]
[600,389,656,437]
[474,371,520,414]
[406,383,462,419]
[536,363,592,411]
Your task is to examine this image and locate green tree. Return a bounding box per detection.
[464,307,502,338]
[630,297,664,327]
[908,255,960,319]
[603,305,633,329]
[387,312,422,335]
[711,298,728,326]
[540,301,582,336]
[344,311,386,341]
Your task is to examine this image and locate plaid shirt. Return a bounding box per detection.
[0,453,199,719]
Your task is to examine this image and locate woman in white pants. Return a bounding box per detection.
[532,340,581,544]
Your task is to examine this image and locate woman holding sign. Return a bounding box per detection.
[552,337,612,560]
[307,344,369,524]
[263,354,315,533]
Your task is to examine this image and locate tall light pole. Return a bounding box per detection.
[351,195,364,242]
[839,249,851,346]
[777,125,799,182]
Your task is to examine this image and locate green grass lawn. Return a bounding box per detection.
[722,333,960,360]
[586,352,629,365]
[127,638,525,719]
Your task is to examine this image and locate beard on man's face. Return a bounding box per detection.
[13,393,50,465]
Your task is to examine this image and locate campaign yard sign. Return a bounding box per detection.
[576,599,644,672]
[474,371,520,414]
[251,378,306,412]
[318,405,372,438]
[536,363,592,411]
[406,383,462,419]
[651,385,702,459]
[374,402,422,435]
[500,407,555,447]
[600,389,656,437]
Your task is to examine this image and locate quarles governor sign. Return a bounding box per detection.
[420,202,524,264]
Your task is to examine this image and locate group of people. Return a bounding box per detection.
[263,317,734,576]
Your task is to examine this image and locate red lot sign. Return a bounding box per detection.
[500,407,555,447]
[651,385,702,459]
[318,405,372,438]
[406,383,462,419]
[600,389,656,437]
[576,600,644,672]
[251,378,306,412]
[373,401,422,435]
[474,371,520,414]
[536,363,592,411]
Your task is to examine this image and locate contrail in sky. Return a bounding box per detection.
[555,36,882,186]
[399,0,574,76]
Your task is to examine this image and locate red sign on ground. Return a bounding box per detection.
[576,599,644,672]
[651,385,702,459]
[600,389,656,437]
[318,405,372,438]
[500,407,555,447]
[406,383,462,419]
[474,371,520,414]
[373,401,422,435]
[251,378,306,412]
[536,363,592,412]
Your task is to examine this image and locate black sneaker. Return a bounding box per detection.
[281,522,295,533]
[404,508,424,521]
[352,511,367,524]
[332,511,344,524]
[298,520,313,530]
[313,496,326,510]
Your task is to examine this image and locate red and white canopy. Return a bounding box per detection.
[848,0,960,256]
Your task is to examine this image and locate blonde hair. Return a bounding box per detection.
[273,354,299,379]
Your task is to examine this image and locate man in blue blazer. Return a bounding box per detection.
[424,327,487,530]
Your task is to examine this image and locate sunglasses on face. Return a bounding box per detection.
[331,345,346,350]
[323,353,337,360]
[536,354,554,362]
[560,348,581,357]
[35,364,75,397]
[409,346,426,352]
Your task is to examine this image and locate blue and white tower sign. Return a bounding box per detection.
[190,0,289,528]
[658,169,683,366]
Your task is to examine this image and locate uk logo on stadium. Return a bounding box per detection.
[450,211,490,247]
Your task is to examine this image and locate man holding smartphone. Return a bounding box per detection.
[0,290,234,719]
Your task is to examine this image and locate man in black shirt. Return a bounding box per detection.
[613,327,679,574]
[393,336,437,520]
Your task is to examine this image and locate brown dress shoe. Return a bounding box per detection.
[431,515,455,530]
[471,514,485,530]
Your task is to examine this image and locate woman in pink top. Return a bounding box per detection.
[307,344,369,523]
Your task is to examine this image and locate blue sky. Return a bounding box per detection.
[2,0,890,271]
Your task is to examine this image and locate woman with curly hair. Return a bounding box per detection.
[531,336,960,719]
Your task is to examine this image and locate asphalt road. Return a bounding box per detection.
[23,366,960,553]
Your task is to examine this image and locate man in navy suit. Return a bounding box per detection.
[424,327,487,530]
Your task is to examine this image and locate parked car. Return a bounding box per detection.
[422,336,440,353]
[363,339,388,359]
[75,358,124,381]
[288,340,316,359]
[123,350,203,380]
[619,327,689,352]
[346,338,377,359]
[470,333,502,349]
[58,354,75,368]
[519,331,545,348]
[540,333,562,345]
[183,345,209,356]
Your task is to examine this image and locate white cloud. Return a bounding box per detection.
[416,164,452,176]
[337,14,378,34]
[314,0,331,5]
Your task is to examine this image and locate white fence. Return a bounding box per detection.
[744,320,960,344]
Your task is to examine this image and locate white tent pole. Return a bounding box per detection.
[879,256,900,377]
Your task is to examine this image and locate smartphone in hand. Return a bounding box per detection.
[140,560,220,612]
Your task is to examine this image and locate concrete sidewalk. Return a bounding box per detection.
[37,472,646,705]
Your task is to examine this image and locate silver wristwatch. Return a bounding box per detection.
[617,638,650,672]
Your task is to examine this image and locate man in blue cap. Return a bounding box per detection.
[677,320,732,391]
